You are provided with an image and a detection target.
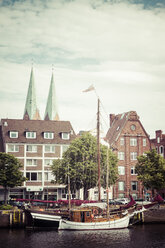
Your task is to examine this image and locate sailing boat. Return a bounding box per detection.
[58,98,130,230]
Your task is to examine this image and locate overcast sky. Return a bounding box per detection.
[0,0,165,138]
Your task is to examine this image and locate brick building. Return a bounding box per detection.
[151,130,165,159]
[0,68,77,201]
[105,111,151,199]
[150,130,165,198]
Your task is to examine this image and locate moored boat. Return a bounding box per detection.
[58,208,130,231]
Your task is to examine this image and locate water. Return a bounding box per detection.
[0,224,165,248]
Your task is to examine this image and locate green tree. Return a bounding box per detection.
[0,152,26,204]
[135,149,165,196]
[51,133,118,200]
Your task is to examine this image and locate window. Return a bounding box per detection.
[130,152,137,160]
[26,172,41,181]
[120,137,124,146]
[26,159,37,166]
[62,189,67,199]
[44,171,54,181]
[118,181,125,191]
[8,144,19,152]
[131,167,137,175]
[45,145,55,153]
[143,138,146,146]
[62,132,70,140]
[10,131,18,138]
[26,145,37,152]
[44,132,54,139]
[118,166,125,175]
[26,132,36,139]
[157,137,160,143]
[160,146,164,157]
[118,152,125,160]
[130,125,136,131]
[62,145,69,154]
[131,181,138,191]
[44,159,53,166]
[130,138,137,146]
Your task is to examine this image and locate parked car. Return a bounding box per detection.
[114,198,129,205]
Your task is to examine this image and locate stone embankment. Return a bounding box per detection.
[143,205,165,223]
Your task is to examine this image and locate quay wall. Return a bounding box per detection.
[143,205,165,223]
[0,209,25,228]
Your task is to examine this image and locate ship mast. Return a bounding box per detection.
[97,98,101,202]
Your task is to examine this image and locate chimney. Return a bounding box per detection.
[156,130,162,140]
[110,114,115,127]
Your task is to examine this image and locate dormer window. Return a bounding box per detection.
[10,131,18,138]
[26,131,36,139]
[61,132,70,140]
[44,132,54,139]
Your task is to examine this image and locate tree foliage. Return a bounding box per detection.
[135,149,165,194]
[0,152,26,204]
[51,133,118,199]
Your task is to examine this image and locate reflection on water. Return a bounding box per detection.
[0,225,165,248]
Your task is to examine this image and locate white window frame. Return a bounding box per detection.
[44,171,54,182]
[44,159,53,166]
[62,145,69,154]
[118,152,125,160]
[131,167,137,175]
[8,144,19,152]
[143,138,146,147]
[26,132,36,139]
[44,132,54,139]
[26,159,37,166]
[26,145,37,152]
[10,131,18,138]
[118,166,125,175]
[26,172,41,181]
[157,137,160,143]
[130,138,137,146]
[130,152,137,160]
[159,146,164,156]
[62,132,70,140]
[118,181,125,191]
[120,137,124,146]
[131,181,138,191]
[45,145,55,153]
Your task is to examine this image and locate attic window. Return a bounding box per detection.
[44,132,54,139]
[26,131,36,139]
[10,131,18,138]
[61,132,70,140]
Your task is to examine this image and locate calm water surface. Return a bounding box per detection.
[0,224,165,248]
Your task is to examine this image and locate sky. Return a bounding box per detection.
[0,0,165,138]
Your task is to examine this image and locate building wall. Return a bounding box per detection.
[0,119,77,201]
[106,111,151,200]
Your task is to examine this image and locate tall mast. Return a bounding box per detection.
[97,98,101,202]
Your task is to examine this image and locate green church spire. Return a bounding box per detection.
[23,67,41,120]
[44,72,59,121]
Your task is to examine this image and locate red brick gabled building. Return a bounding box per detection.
[106,111,151,199]
[151,130,165,159]
[0,118,76,201]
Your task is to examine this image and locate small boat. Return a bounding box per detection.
[58,208,130,231]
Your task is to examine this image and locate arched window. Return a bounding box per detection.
[159,146,164,156]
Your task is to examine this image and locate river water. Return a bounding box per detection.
[0,224,165,248]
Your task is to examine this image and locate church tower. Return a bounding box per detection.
[44,72,59,121]
[23,67,41,120]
